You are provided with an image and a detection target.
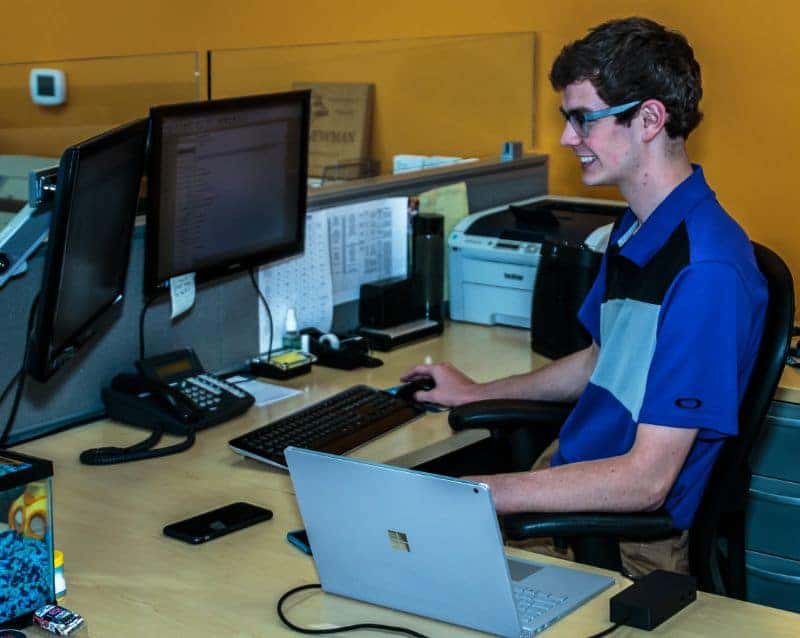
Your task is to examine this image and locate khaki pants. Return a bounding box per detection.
[509,440,689,578]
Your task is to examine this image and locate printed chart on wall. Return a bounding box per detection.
[258,212,334,353]
[327,197,408,304]
[257,198,409,352]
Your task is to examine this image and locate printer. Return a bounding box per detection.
[448,195,626,328]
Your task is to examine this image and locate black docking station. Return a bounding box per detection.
[609,569,697,630]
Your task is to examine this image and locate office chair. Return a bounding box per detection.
[441,243,795,598]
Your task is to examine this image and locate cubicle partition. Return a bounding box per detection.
[0,224,258,444]
[210,33,537,177]
[1,34,536,179]
[0,154,547,444]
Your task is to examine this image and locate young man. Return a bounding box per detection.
[403,17,768,575]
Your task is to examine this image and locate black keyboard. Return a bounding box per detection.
[228,385,423,468]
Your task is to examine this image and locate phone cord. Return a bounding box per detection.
[79,423,196,465]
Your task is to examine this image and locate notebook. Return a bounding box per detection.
[285,447,615,637]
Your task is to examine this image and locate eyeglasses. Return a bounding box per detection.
[559,100,642,138]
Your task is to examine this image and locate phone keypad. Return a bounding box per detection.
[171,377,223,412]
[198,374,247,399]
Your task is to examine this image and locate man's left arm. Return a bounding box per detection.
[473,422,697,514]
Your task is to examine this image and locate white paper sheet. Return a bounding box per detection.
[326,197,408,304]
[392,154,478,174]
[257,212,334,353]
[228,376,302,407]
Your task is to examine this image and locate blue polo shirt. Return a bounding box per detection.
[550,165,767,529]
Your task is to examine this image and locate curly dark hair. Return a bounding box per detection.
[550,17,703,139]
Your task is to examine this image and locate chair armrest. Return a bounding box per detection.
[448,400,575,432]
[501,510,675,541]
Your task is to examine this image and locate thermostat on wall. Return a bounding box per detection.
[29,68,67,106]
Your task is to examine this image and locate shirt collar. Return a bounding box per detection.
[611,164,715,267]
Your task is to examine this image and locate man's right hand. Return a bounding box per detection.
[400,362,482,407]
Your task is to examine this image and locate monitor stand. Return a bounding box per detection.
[0,203,52,289]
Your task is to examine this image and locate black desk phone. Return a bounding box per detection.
[102,348,254,435]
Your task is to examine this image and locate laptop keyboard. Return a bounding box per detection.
[512,585,568,626]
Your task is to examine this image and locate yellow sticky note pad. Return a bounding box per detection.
[271,351,309,366]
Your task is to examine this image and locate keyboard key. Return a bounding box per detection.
[513,584,568,625]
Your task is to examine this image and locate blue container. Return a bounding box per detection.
[0,450,55,628]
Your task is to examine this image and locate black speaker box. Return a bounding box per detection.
[359,276,422,328]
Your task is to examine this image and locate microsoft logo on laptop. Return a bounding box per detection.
[388,529,411,552]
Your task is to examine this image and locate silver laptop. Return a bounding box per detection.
[285,447,615,637]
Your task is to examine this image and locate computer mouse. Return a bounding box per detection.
[394,377,436,403]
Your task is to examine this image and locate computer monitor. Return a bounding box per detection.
[26,119,149,382]
[144,91,311,295]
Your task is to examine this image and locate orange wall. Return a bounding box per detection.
[2,0,798,306]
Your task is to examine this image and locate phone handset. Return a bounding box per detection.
[149,380,201,423]
[136,349,206,422]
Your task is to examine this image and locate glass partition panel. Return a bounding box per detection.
[0,51,201,160]
[211,33,535,180]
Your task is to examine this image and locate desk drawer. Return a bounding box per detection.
[746,550,800,613]
[461,258,536,291]
[751,404,800,483]
[746,475,800,560]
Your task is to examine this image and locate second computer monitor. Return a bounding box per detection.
[27,119,149,382]
[145,91,311,295]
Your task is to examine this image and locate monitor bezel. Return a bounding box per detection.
[26,119,148,382]
[144,90,311,297]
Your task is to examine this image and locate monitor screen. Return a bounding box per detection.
[26,119,149,382]
[145,91,310,295]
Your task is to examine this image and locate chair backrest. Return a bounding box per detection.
[689,242,795,594]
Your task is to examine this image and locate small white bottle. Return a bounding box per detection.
[282,308,301,350]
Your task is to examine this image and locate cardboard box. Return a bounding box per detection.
[292,82,374,178]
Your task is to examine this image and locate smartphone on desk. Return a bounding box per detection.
[163,502,272,544]
[287,528,312,555]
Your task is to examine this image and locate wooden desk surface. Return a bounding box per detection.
[778,365,800,404]
[15,323,800,636]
